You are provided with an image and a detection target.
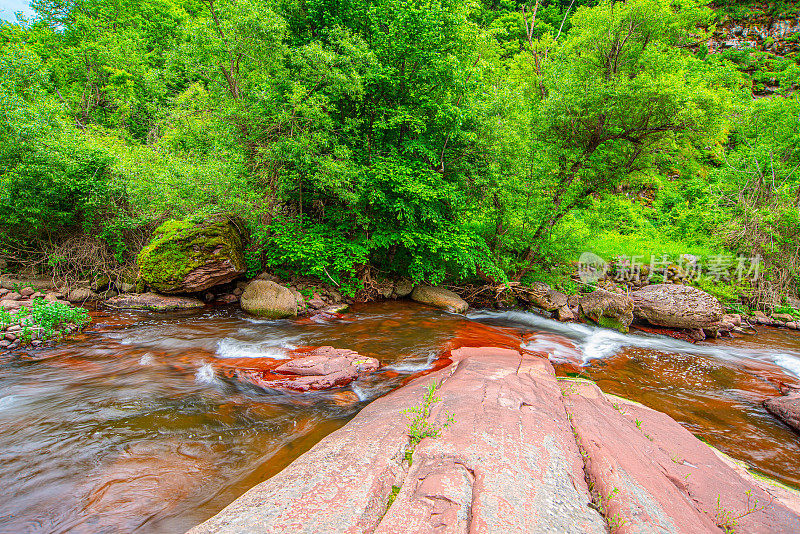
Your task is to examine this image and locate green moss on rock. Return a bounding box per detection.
[137,217,246,293]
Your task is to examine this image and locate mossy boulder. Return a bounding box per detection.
[579,289,634,333]
[137,218,246,294]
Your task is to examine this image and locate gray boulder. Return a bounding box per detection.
[579,290,634,332]
[240,280,298,319]
[103,292,204,312]
[410,285,468,313]
[631,284,724,329]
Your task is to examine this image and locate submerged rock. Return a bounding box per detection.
[579,289,634,332]
[240,280,298,319]
[764,394,800,434]
[410,285,468,313]
[137,217,246,294]
[631,284,724,329]
[103,292,205,312]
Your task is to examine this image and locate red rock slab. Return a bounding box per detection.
[562,379,721,533]
[190,349,605,534]
[188,367,434,534]
[564,380,800,533]
[376,348,605,534]
[616,395,800,533]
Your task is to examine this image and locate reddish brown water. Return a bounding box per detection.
[1,302,799,532]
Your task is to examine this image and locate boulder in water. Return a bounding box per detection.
[764,394,800,434]
[229,346,379,392]
[137,217,246,294]
[578,289,634,332]
[240,280,298,319]
[631,284,724,329]
[411,285,468,313]
[104,292,205,312]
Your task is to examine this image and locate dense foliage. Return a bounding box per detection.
[1,0,798,306]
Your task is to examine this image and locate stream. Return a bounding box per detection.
[1,301,799,532]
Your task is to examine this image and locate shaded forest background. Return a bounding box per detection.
[1,0,798,309]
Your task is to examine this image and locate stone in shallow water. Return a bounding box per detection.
[764,394,800,434]
[240,280,298,319]
[103,292,205,312]
[411,285,468,313]
[228,346,379,392]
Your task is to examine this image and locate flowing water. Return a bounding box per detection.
[1,301,799,532]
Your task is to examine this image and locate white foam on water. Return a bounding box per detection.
[138,352,155,365]
[352,384,370,401]
[216,338,291,359]
[384,360,432,373]
[469,309,768,366]
[773,354,800,378]
[0,395,20,411]
[195,363,217,385]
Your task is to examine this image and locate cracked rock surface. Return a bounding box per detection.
[189,347,800,534]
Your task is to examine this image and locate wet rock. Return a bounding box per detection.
[788,322,798,330]
[773,313,795,323]
[556,304,575,321]
[269,346,379,391]
[631,284,724,329]
[194,348,800,534]
[394,279,414,298]
[103,292,205,312]
[320,303,348,314]
[215,293,239,304]
[240,280,298,319]
[411,285,468,313]
[137,217,246,293]
[764,394,800,434]
[578,289,634,332]
[307,297,326,310]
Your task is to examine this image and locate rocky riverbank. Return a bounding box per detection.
[190,346,800,534]
[0,281,90,352]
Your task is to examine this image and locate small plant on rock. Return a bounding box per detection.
[403,381,455,450]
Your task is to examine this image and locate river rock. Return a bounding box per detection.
[556,304,575,321]
[764,394,800,434]
[137,217,246,294]
[270,346,379,391]
[773,313,796,323]
[631,284,724,329]
[410,285,468,313]
[527,282,568,311]
[240,280,297,319]
[578,289,634,332]
[103,293,205,312]
[394,279,414,298]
